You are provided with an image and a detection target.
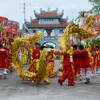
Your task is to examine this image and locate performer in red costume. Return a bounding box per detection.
[94,46,100,74]
[28,43,41,73]
[0,40,7,79]
[56,48,75,86]
[5,48,10,70]
[90,51,95,73]
[79,45,90,84]
[73,45,81,79]
[98,49,100,70]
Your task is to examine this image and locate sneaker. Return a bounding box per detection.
[85,82,88,84]
[85,78,90,84]
[87,78,90,84]
[4,77,7,79]
[4,75,7,79]
[58,80,63,86]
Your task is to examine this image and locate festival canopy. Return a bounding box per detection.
[0,16,8,23]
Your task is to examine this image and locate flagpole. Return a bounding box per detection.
[23,3,26,24]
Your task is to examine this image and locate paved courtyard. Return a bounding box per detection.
[0,60,100,100]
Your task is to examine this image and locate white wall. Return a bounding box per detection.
[39,19,59,24]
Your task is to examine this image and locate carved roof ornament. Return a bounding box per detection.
[56,8,58,12]
[62,10,64,14]
[48,8,50,11]
[40,8,43,12]
[34,9,63,19]
[34,10,36,13]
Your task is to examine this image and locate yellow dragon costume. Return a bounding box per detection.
[12,14,96,84]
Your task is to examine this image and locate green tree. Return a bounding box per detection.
[75,11,86,22]
[88,0,100,15]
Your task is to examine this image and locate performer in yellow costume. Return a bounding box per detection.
[40,46,51,84]
[28,44,50,84]
[22,48,28,65]
[47,52,55,78]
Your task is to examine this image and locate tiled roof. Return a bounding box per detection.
[26,19,68,27]
[35,11,63,18]
[39,12,61,17]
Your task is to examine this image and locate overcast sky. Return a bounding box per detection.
[0,0,92,27]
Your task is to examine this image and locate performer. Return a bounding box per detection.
[87,47,95,74]
[28,43,41,73]
[90,51,95,73]
[5,48,10,70]
[46,47,58,78]
[7,44,13,73]
[28,43,50,84]
[27,43,41,83]
[18,48,22,62]
[40,46,51,84]
[0,41,7,79]
[73,45,81,79]
[98,49,100,71]
[79,45,90,84]
[22,48,28,65]
[94,46,100,74]
[27,50,31,64]
[52,47,75,86]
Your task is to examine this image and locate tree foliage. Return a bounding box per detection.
[75,11,88,22]
[88,0,100,15]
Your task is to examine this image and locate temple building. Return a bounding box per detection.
[25,8,68,48]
